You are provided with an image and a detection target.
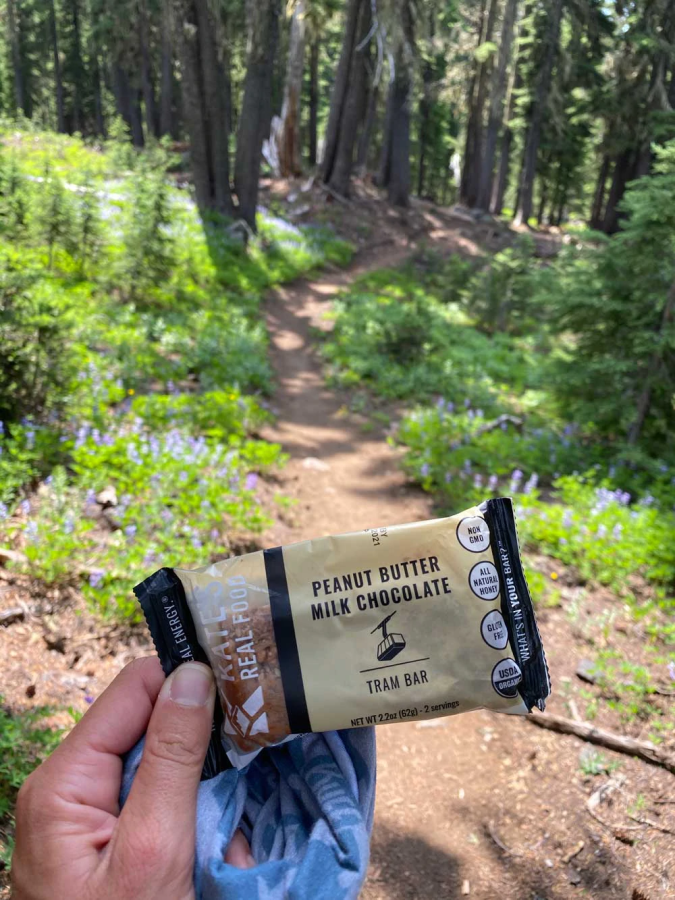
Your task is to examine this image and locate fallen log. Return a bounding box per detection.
[526,711,675,776]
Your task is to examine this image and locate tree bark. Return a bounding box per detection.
[235,0,281,228]
[323,0,372,196]
[589,153,610,230]
[69,0,85,133]
[476,0,518,210]
[626,278,675,446]
[113,64,145,146]
[513,0,563,226]
[381,2,414,207]
[603,149,636,234]
[321,0,364,185]
[461,0,499,208]
[308,36,319,166]
[139,0,160,138]
[48,0,66,132]
[175,0,233,216]
[356,75,378,174]
[7,0,27,116]
[160,0,174,137]
[417,51,433,197]
[275,0,306,177]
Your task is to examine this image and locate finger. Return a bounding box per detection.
[40,657,165,816]
[224,830,255,869]
[115,662,215,863]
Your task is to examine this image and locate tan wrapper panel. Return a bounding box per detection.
[135,498,550,774]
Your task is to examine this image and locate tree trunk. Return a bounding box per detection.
[160,0,174,137]
[386,62,412,206]
[356,67,379,174]
[275,0,306,177]
[69,0,85,133]
[235,0,281,228]
[92,52,106,136]
[308,36,319,166]
[195,0,232,213]
[476,0,518,210]
[589,153,610,230]
[537,180,547,225]
[461,0,499,208]
[175,0,233,216]
[627,279,675,446]
[417,53,433,197]
[113,64,145,146]
[323,0,372,196]
[7,0,27,116]
[175,0,212,212]
[321,0,364,184]
[48,0,66,132]
[603,149,635,234]
[139,0,160,139]
[513,0,563,226]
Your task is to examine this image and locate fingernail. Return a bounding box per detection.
[168,663,213,707]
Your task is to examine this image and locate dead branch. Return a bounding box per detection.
[526,711,675,775]
[319,182,352,206]
[627,813,675,836]
[0,606,25,625]
[485,821,524,857]
[473,413,524,438]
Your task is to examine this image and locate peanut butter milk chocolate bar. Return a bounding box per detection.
[135,498,551,776]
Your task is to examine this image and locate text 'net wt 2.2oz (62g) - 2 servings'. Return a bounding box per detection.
[135,497,551,775]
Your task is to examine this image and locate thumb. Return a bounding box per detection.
[114,662,216,872]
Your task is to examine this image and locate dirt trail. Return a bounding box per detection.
[259,246,672,900]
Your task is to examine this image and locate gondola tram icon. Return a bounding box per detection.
[371,611,406,662]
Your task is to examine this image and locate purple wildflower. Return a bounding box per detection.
[143,550,157,566]
[420,463,431,478]
[160,509,173,523]
[559,537,568,545]
[463,459,472,474]
[85,489,96,505]
[179,471,188,482]
[436,397,446,411]
[192,536,203,550]
[125,524,137,538]
[667,661,675,682]
[0,502,7,519]
[20,499,31,515]
[210,528,219,541]
[446,401,455,414]
[25,429,35,449]
[127,444,142,465]
[473,473,483,489]
[475,409,484,419]
[84,695,94,704]
[596,524,608,539]
[488,474,498,492]
[64,517,74,535]
[612,523,623,540]
[464,398,471,409]
[89,570,104,589]
[0,421,4,435]
[523,473,539,495]
[25,520,38,540]
[562,510,573,528]
[444,472,452,484]
[45,475,53,486]
[245,473,259,491]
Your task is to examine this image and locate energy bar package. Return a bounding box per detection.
[135,498,550,777]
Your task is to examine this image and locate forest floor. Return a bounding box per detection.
[1,195,673,899]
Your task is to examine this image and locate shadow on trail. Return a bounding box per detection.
[367,824,463,900]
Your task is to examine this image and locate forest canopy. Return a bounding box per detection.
[1,0,674,231]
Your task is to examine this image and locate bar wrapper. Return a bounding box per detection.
[135,498,550,776]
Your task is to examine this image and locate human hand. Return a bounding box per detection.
[12,657,253,900]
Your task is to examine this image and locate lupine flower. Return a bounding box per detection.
[89,570,104,588]
[25,429,35,449]
[0,502,7,519]
[612,523,623,540]
[473,474,483,489]
[125,524,137,538]
[667,661,675,682]
[179,471,188,482]
[640,494,655,508]
[446,401,455,414]
[436,397,446,411]
[45,475,53,486]
[64,517,74,535]
[488,474,498,492]
[20,499,31,515]
[192,537,203,550]
[160,509,173,523]
[596,524,607,538]
[659,463,669,474]
[464,398,471,408]
[463,459,472,474]
[559,537,568,545]
[84,695,95,704]
[420,463,431,478]
[143,550,157,567]
[85,489,96,505]
[444,472,452,484]
[523,473,539,495]
[210,528,219,541]
[245,473,259,490]
[562,509,573,528]
[449,441,461,451]
[467,409,475,420]
[0,421,4,435]
[476,409,484,419]
[25,521,38,540]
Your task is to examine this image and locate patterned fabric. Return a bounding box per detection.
[121,728,377,900]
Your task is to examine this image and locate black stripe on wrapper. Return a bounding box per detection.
[264,546,312,734]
